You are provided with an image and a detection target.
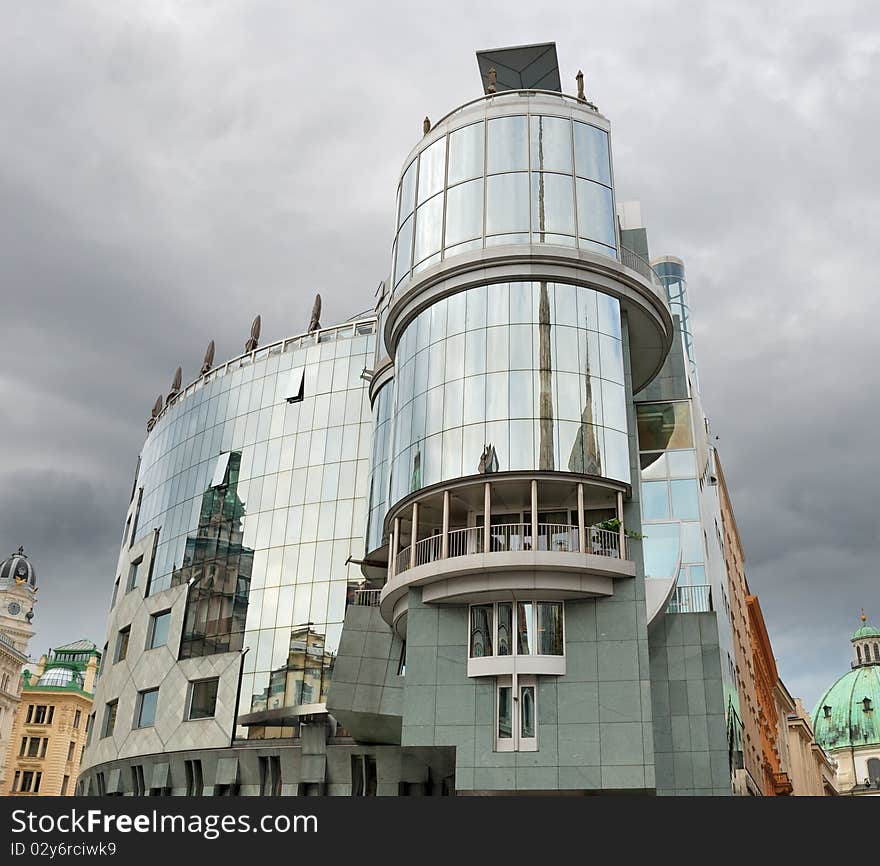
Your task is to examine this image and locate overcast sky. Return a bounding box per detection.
[1,1,877,712]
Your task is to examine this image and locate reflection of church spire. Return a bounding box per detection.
[538,282,555,470]
[568,351,602,475]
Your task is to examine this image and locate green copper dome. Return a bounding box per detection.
[853,622,880,640]
[813,665,880,751]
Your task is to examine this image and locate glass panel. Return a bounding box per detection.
[517,602,534,655]
[642,481,670,521]
[537,603,563,655]
[642,523,681,579]
[394,215,413,285]
[497,602,513,656]
[189,679,219,719]
[149,612,170,648]
[445,179,483,247]
[573,122,611,185]
[470,605,493,657]
[532,173,575,237]
[498,686,512,739]
[640,452,667,480]
[636,403,693,450]
[530,115,572,173]
[398,160,417,227]
[417,137,446,205]
[666,450,696,477]
[448,122,484,185]
[138,690,158,728]
[576,178,616,248]
[670,479,700,519]
[680,521,703,563]
[486,173,529,235]
[520,685,536,738]
[487,116,528,173]
[414,194,444,264]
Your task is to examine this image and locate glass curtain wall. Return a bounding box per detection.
[392,113,616,288]
[389,281,629,509]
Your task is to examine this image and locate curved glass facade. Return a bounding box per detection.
[388,281,630,511]
[129,322,376,716]
[392,114,616,287]
[366,381,393,552]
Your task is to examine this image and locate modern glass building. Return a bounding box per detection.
[79,43,742,796]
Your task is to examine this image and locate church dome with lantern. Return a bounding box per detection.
[0,546,37,590]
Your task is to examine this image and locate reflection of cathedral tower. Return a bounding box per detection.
[568,353,602,475]
[172,452,253,658]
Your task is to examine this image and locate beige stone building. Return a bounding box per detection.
[0,641,100,796]
[0,548,38,791]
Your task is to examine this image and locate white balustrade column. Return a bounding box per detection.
[577,483,586,553]
[531,480,538,551]
[441,490,450,559]
[483,482,491,553]
[617,490,625,558]
[391,518,400,577]
[410,501,419,570]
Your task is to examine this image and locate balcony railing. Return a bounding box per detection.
[666,584,712,614]
[393,523,624,576]
[352,588,381,607]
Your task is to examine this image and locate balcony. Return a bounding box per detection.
[394,523,623,576]
[378,475,636,633]
[665,584,713,614]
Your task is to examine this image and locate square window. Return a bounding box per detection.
[187,678,219,720]
[114,627,130,663]
[102,701,118,738]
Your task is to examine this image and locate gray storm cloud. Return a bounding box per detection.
[0,0,876,710]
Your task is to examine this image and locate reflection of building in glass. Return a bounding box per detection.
[173,452,253,658]
[79,42,788,797]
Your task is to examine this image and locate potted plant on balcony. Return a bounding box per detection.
[592,518,644,540]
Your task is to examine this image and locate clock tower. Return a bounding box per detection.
[0,546,37,654]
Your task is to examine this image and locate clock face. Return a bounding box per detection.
[7,602,21,616]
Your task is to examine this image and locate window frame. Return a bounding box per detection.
[134,688,159,730]
[469,601,565,660]
[186,677,220,721]
[146,610,172,650]
[496,674,538,752]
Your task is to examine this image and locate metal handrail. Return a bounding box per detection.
[433,89,601,131]
[619,246,663,287]
[666,584,712,614]
[353,588,381,607]
[392,521,623,575]
[148,317,378,431]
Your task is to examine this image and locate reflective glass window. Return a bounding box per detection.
[147,611,171,649]
[497,602,513,656]
[670,479,700,519]
[486,173,529,235]
[517,602,534,654]
[470,605,493,657]
[637,403,693,450]
[445,179,483,247]
[576,178,616,248]
[394,215,413,285]
[642,523,680,579]
[530,115,572,173]
[642,481,670,521]
[520,685,536,738]
[537,602,563,655]
[448,122,484,185]
[498,686,512,739]
[532,173,575,237]
[573,122,611,186]
[417,137,446,205]
[487,116,528,173]
[413,194,444,264]
[666,450,696,477]
[398,160,417,227]
[135,688,159,729]
[188,678,219,720]
[680,522,703,563]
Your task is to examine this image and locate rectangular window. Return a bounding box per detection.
[25,705,34,723]
[497,602,513,656]
[186,762,199,797]
[517,602,534,655]
[397,640,407,676]
[259,756,282,797]
[67,741,75,762]
[135,689,159,729]
[114,627,130,663]
[469,605,493,658]
[351,755,377,797]
[126,558,143,593]
[73,709,81,729]
[102,701,118,738]
[496,676,538,752]
[40,738,48,758]
[147,611,171,650]
[537,602,564,655]
[129,488,143,548]
[60,775,69,796]
[110,577,120,609]
[33,705,53,725]
[187,678,219,720]
[19,737,26,757]
[131,765,146,797]
[285,368,305,404]
[210,452,232,488]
